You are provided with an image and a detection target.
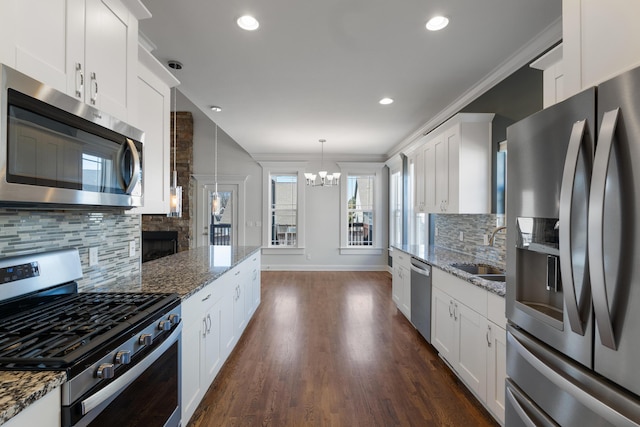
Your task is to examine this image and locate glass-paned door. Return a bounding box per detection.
[210,190,233,245]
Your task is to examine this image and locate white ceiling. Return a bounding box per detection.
[139,0,562,159]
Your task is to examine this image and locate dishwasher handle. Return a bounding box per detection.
[410,260,431,277]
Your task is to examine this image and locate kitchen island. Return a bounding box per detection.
[0,245,261,427]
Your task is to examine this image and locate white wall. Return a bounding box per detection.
[177,91,389,270]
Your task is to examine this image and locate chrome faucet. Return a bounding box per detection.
[488,226,507,246]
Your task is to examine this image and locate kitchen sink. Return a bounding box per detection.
[450,262,504,275]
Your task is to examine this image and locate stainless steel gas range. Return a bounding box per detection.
[0,248,182,427]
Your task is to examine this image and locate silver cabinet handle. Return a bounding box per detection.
[448,300,454,317]
[559,119,593,335]
[453,302,458,321]
[202,317,208,337]
[201,293,211,302]
[90,71,98,105]
[75,63,83,98]
[486,324,492,347]
[207,314,212,334]
[588,108,620,350]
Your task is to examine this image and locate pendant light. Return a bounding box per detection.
[167,83,183,217]
[305,139,340,187]
[211,123,221,216]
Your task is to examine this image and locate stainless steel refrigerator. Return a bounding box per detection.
[505,65,640,426]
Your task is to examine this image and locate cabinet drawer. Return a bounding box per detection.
[182,282,225,326]
[432,268,487,316]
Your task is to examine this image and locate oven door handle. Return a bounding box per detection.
[81,323,182,416]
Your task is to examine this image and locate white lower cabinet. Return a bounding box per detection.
[3,387,60,427]
[181,253,261,425]
[431,268,506,425]
[392,250,411,320]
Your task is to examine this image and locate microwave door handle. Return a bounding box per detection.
[116,138,141,194]
[124,138,141,194]
[559,120,592,335]
[588,108,620,350]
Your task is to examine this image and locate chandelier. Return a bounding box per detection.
[305,139,340,187]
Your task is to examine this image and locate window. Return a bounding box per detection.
[258,161,306,254]
[347,174,374,246]
[338,162,385,254]
[269,174,297,247]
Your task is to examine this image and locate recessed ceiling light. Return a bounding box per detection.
[379,97,394,105]
[426,16,449,31]
[237,15,259,31]
[210,106,222,112]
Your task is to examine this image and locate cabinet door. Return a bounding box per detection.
[181,309,204,424]
[486,322,507,424]
[400,266,411,319]
[129,60,171,214]
[2,387,60,427]
[392,266,402,306]
[220,287,235,360]
[82,0,137,120]
[1,0,70,92]
[444,128,460,213]
[413,149,425,211]
[433,135,449,212]
[423,142,437,212]
[203,302,222,384]
[431,287,456,361]
[455,301,487,402]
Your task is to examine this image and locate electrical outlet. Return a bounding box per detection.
[483,234,490,246]
[435,227,439,237]
[306,254,311,260]
[129,241,136,257]
[459,231,464,241]
[89,247,98,266]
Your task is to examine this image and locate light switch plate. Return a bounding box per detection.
[129,241,136,257]
[89,247,98,266]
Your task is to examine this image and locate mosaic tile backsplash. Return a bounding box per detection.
[432,213,506,270]
[0,210,140,291]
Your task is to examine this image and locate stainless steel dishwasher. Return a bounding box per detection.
[410,257,432,343]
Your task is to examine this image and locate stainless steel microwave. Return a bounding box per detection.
[0,64,143,209]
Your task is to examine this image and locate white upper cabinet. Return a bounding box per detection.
[129,45,179,214]
[0,0,149,122]
[68,0,142,121]
[530,44,564,108]
[563,0,640,96]
[424,113,494,214]
[0,0,70,92]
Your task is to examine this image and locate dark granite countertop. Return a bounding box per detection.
[392,244,506,297]
[0,245,261,426]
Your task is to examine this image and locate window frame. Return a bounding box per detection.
[337,162,385,255]
[259,161,306,255]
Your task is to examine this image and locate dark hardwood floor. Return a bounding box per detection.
[188,271,499,427]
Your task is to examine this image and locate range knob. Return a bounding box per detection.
[158,320,172,331]
[115,350,131,365]
[139,333,153,346]
[168,313,181,325]
[96,363,115,379]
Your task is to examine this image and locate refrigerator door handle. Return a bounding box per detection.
[511,328,639,426]
[559,120,593,335]
[588,108,620,350]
